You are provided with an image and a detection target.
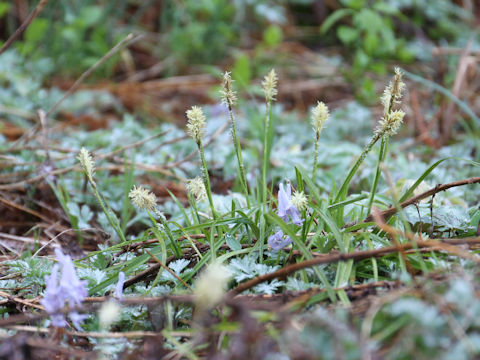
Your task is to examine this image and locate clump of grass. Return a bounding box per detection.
[64,67,455,356]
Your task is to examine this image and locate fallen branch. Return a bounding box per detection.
[345,176,480,228]
[228,237,480,295]
[0,0,50,56]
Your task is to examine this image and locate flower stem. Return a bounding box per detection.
[366,136,388,217]
[335,132,381,203]
[312,132,320,183]
[228,103,250,208]
[90,181,127,243]
[261,100,272,205]
[197,139,217,219]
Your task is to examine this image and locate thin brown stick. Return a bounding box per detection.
[346,176,480,228]
[123,254,177,290]
[0,0,50,56]
[0,291,44,310]
[440,37,473,145]
[97,130,170,160]
[46,33,143,118]
[228,237,480,295]
[432,46,480,56]
[373,208,480,264]
[0,192,53,223]
[4,325,163,339]
[0,165,78,190]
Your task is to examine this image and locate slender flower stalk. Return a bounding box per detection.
[186,106,217,219]
[335,68,406,203]
[366,68,406,215]
[221,72,250,207]
[311,101,329,182]
[77,148,127,243]
[258,69,278,263]
[261,69,278,204]
[129,185,181,257]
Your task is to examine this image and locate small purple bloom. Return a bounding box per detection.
[41,248,88,329]
[268,231,293,252]
[55,248,88,307]
[69,311,88,331]
[40,264,67,327]
[277,183,303,226]
[114,271,125,300]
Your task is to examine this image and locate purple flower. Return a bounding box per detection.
[114,271,125,300]
[40,264,67,328]
[40,248,88,329]
[55,248,88,307]
[277,183,303,226]
[69,311,88,330]
[268,231,292,252]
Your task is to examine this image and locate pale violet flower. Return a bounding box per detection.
[114,271,125,300]
[277,183,303,226]
[40,264,67,327]
[55,248,88,308]
[40,248,88,329]
[268,231,292,252]
[69,311,88,330]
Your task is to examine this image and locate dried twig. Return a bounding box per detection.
[0,0,50,56]
[346,176,480,228]
[228,237,480,295]
[0,291,44,310]
[45,33,143,118]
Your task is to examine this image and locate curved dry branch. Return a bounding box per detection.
[345,176,480,228]
[228,237,480,295]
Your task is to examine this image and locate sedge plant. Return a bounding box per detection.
[186,106,218,220]
[221,71,251,208]
[333,68,406,215]
[77,148,127,243]
[311,101,330,183]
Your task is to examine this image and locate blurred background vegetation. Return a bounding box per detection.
[0,0,476,95]
[1,2,480,359]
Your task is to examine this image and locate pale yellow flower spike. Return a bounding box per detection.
[311,101,329,136]
[98,301,121,331]
[186,106,206,143]
[186,176,207,202]
[194,262,230,312]
[262,69,278,102]
[129,185,157,212]
[291,191,308,211]
[220,71,237,107]
[376,110,406,137]
[377,68,406,137]
[77,147,95,183]
[380,67,406,118]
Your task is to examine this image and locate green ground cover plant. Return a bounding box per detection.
[1,56,480,357]
[1,1,480,359]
